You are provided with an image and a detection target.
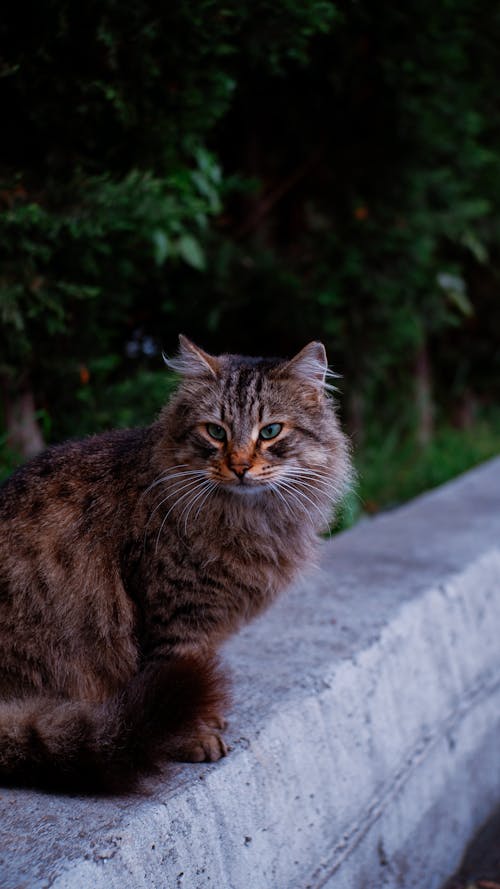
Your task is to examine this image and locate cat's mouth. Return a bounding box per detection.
[229,483,266,495]
[222,475,268,494]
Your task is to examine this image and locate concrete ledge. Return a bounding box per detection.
[1,458,500,889]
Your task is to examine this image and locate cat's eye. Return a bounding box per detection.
[259,423,283,440]
[206,423,227,441]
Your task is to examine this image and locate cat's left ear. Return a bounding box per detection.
[164,335,220,378]
[282,341,328,389]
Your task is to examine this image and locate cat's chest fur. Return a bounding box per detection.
[130,495,311,648]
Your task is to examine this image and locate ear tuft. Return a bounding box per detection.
[283,341,330,388]
[163,335,220,378]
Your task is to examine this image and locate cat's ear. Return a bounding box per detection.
[282,341,329,388]
[164,335,220,378]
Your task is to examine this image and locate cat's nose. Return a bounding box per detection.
[228,455,251,478]
[233,466,249,479]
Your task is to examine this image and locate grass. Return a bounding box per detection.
[335,411,500,531]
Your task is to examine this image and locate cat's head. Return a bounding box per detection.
[161,337,351,516]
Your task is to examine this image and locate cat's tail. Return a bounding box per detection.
[0,655,229,793]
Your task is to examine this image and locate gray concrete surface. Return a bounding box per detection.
[1,457,500,889]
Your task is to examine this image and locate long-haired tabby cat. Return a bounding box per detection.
[0,336,351,791]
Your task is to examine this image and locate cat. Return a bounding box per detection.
[0,336,352,791]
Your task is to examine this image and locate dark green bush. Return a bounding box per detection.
[1,0,499,499]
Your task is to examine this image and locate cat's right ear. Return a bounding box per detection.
[163,335,220,378]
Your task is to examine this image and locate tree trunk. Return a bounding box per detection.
[2,383,45,459]
[453,388,477,430]
[414,342,434,448]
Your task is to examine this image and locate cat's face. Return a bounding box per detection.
[165,338,346,504]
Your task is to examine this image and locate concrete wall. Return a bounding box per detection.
[1,457,500,889]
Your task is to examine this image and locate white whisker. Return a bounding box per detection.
[275,478,332,529]
[282,469,337,489]
[267,481,301,522]
[283,466,339,484]
[281,471,339,500]
[146,477,206,531]
[282,468,343,500]
[142,467,207,498]
[179,480,217,535]
[192,481,219,525]
[271,480,317,530]
[154,478,209,552]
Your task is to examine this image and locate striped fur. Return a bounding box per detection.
[0,338,352,791]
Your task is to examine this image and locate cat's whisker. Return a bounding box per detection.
[284,481,336,506]
[275,479,333,530]
[190,481,219,528]
[282,468,345,501]
[286,464,338,477]
[268,478,307,517]
[146,477,207,532]
[281,472,340,501]
[271,480,317,529]
[142,467,207,498]
[192,483,218,521]
[285,466,332,484]
[283,466,341,487]
[154,478,210,552]
[267,482,302,523]
[144,478,202,551]
[151,469,204,483]
[179,480,218,535]
[282,469,337,490]
[286,465,332,474]
[146,472,208,498]
[141,464,190,486]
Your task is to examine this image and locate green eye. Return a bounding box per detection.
[206,423,226,441]
[259,423,283,440]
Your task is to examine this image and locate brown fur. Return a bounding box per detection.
[0,337,352,791]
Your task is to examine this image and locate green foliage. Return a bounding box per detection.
[0,0,343,432]
[350,410,500,524]
[72,368,178,438]
[0,1,339,177]
[0,436,21,484]
[0,151,222,395]
[1,0,500,501]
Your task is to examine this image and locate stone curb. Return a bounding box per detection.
[1,457,500,889]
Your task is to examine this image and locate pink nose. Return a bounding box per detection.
[228,455,251,478]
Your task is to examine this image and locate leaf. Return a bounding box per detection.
[461,230,489,264]
[152,229,171,266]
[436,272,473,317]
[177,234,205,270]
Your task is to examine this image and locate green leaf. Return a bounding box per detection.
[177,234,205,270]
[461,230,489,264]
[152,229,171,265]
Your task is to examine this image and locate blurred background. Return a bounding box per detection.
[1,1,499,525]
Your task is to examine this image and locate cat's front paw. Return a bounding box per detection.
[175,728,228,763]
